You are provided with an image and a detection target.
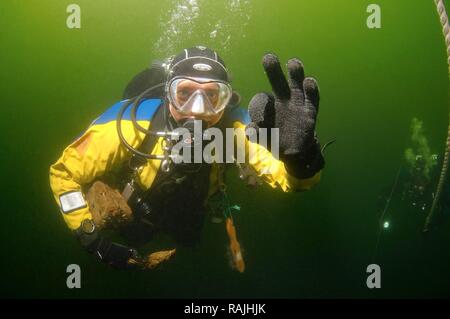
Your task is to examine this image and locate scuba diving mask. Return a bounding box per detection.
[167,77,233,116]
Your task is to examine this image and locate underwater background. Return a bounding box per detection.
[0,0,449,298]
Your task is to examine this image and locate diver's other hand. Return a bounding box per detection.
[75,223,140,270]
[247,53,324,178]
[91,237,141,270]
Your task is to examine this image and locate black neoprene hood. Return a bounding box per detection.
[167,46,230,83]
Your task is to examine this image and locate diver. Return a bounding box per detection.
[49,46,325,270]
[400,118,439,212]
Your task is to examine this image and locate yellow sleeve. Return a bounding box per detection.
[234,121,322,193]
[49,119,147,230]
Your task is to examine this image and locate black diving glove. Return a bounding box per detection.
[247,53,324,179]
[75,220,141,270]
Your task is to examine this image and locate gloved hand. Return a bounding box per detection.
[247,53,324,179]
[75,223,141,270]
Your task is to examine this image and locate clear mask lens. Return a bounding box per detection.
[169,78,232,115]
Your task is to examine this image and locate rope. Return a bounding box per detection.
[436,0,450,74]
[424,0,450,232]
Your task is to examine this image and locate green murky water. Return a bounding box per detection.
[1,0,450,298]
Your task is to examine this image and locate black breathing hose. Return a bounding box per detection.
[115,82,166,160]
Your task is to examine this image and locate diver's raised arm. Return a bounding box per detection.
[247,53,324,180]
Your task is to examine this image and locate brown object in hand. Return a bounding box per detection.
[127,249,176,270]
[86,181,133,229]
[145,249,177,269]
